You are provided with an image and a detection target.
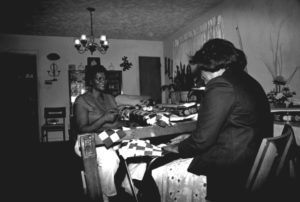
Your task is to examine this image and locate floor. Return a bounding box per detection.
[11,141,136,202]
[18,141,86,202]
[9,139,299,202]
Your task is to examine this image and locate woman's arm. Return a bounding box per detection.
[73,95,119,156]
[75,100,118,133]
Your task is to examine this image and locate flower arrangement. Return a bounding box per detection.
[267,86,296,108]
[261,23,299,108]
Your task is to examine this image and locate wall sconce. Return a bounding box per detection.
[46,53,60,83]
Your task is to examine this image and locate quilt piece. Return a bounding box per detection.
[98,129,127,148]
[118,139,163,159]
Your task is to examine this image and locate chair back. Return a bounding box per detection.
[44,107,66,124]
[275,124,297,177]
[246,124,295,193]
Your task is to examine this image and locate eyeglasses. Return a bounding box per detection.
[94,77,107,83]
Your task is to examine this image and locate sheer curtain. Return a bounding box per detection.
[173,15,224,73]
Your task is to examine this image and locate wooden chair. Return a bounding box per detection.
[41,107,66,142]
[246,124,297,195]
[275,123,298,179]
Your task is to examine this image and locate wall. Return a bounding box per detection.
[164,0,300,101]
[0,34,164,141]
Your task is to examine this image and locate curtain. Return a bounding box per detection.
[172,15,224,74]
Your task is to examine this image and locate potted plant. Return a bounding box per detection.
[162,62,194,103]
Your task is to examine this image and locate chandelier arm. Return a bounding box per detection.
[97,46,107,54]
[78,49,86,54]
[76,46,87,54]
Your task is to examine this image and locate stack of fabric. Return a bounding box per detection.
[118,105,171,127]
[173,103,198,116]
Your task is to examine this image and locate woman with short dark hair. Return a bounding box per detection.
[151,38,273,202]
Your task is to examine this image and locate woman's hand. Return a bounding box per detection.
[74,138,81,157]
[170,134,190,144]
[103,109,119,123]
[162,143,179,154]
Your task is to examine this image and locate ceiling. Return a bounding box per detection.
[0,0,224,41]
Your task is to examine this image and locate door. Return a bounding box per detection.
[139,57,161,103]
[1,52,39,146]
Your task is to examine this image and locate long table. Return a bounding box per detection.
[79,120,197,202]
[78,107,300,201]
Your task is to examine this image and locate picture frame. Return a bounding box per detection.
[170,59,173,80]
[167,58,171,78]
[87,57,101,67]
[164,57,168,74]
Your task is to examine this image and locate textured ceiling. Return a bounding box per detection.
[0,0,224,41]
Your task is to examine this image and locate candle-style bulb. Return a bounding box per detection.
[100,35,106,41]
[81,34,87,40]
[75,39,80,45]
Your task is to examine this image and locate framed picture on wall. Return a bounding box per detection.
[170,59,173,80]
[164,57,168,75]
[167,58,171,78]
[87,57,101,66]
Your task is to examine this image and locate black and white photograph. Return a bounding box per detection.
[1,0,299,202]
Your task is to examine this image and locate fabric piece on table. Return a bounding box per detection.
[98,129,126,148]
[118,139,163,159]
[152,158,207,202]
[119,106,172,127]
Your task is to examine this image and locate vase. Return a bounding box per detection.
[275,84,283,93]
[170,91,180,104]
[179,91,189,103]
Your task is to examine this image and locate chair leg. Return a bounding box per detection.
[41,129,67,142]
[81,170,87,195]
[116,151,139,202]
[41,129,43,143]
[122,159,139,202]
[289,159,297,179]
[63,130,66,141]
[41,128,45,143]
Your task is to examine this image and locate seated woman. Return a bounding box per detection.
[74,65,146,202]
[148,39,273,202]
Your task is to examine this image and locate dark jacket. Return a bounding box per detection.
[178,68,273,199]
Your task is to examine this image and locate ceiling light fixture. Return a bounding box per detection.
[74,7,109,55]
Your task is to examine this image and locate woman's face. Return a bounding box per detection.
[92,72,107,91]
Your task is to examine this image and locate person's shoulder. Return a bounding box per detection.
[207,76,232,89]
[103,93,115,100]
[74,92,89,104]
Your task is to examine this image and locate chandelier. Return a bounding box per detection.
[74,7,109,55]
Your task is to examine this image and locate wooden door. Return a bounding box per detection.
[139,57,161,103]
[1,52,39,145]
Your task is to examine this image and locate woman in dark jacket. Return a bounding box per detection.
[158,38,273,202]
